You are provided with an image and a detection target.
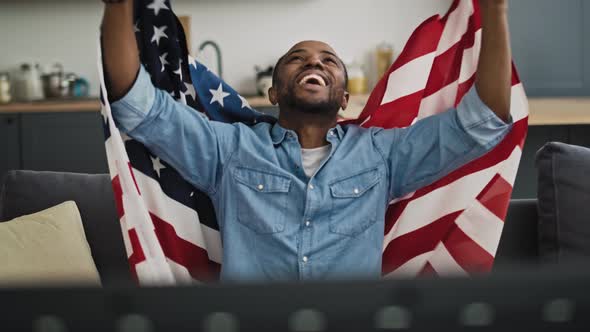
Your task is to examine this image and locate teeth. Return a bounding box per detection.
[299,74,326,87]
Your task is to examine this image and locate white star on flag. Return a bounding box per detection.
[100,109,108,125]
[184,82,197,101]
[150,156,166,178]
[159,52,170,72]
[173,63,183,80]
[151,25,168,46]
[134,21,141,33]
[238,95,252,110]
[147,0,170,16]
[188,55,198,69]
[209,83,231,107]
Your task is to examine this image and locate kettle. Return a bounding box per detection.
[14,63,44,102]
[255,65,274,97]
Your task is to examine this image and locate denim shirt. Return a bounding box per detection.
[111,66,512,282]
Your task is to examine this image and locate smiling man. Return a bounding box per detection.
[101,0,513,281]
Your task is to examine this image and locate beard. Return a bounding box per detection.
[281,81,343,115]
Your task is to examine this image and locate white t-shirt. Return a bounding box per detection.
[301,145,331,178]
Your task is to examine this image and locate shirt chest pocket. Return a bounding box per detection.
[329,168,381,237]
[233,167,292,234]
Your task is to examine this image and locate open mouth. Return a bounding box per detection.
[298,73,327,87]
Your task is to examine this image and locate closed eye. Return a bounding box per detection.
[289,56,304,62]
[324,57,338,65]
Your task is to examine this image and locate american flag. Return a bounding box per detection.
[98,0,528,285]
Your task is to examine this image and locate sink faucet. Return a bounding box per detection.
[198,40,223,79]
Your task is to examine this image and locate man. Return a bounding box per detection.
[101,0,513,281]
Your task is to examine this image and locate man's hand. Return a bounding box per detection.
[101,0,140,101]
[475,0,512,122]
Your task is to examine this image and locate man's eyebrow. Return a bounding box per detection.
[321,50,338,58]
[286,49,306,57]
[287,49,339,58]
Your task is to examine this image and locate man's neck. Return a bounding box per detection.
[278,110,338,149]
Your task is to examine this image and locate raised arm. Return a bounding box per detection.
[100,0,240,194]
[475,0,512,122]
[101,0,140,100]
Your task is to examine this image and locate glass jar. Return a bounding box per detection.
[347,61,368,95]
[376,42,394,80]
[0,72,11,104]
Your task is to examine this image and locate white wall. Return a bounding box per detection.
[0,0,453,96]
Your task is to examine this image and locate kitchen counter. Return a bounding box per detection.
[0,99,101,114]
[2,96,590,126]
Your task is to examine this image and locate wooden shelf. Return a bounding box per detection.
[2,96,590,126]
[0,99,101,114]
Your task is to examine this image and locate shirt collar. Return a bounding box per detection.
[271,123,344,145]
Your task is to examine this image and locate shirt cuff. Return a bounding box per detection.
[457,86,513,146]
[110,65,156,133]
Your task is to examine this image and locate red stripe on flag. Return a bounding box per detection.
[477,174,512,220]
[382,211,462,275]
[384,118,527,233]
[352,15,444,126]
[443,224,495,272]
[441,0,462,23]
[128,162,141,195]
[127,228,146,284]
[456,75,476,105]
[111,176,125,219]
[423,42,463,98]
[150,213,221,281]
[364,90,424,129]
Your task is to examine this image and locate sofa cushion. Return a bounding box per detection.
[536,142,590,263]
[494,199,539,268]
[0,171,131,285]
[0,201,101,286]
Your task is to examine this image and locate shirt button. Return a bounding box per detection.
[305,220,311,227]
[257,184,264,191]
[353,188,360,194]
[329,130,335,136]
[302,256,308,263]
[308,184,314,190]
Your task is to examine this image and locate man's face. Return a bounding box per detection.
[270,41,349,114]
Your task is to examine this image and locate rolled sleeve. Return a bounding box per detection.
[456,86,513,149]
[110,65,156,133]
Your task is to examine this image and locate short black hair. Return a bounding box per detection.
[272,54,349,89]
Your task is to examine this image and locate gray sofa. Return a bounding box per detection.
[0,171,132,286]
[0,170,541,285]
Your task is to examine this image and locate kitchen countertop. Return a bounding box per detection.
[1,96,590,126]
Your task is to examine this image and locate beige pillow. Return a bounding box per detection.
[0,201,101,286]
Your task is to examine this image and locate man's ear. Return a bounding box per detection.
[269,86,278,105]
[340,91,350,110]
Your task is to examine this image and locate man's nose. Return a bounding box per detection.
[304,55,324,69]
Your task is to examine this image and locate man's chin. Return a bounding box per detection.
[292,99,340,114]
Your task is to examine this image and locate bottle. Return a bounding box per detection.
[0,72,11,104]
[376,43,394,80]
[347,61,368,95]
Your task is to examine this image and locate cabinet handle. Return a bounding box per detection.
[4,117,15,125]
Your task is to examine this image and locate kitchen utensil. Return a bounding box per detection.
[41,63,64,98]
[255,65,273,97]
[14,63,44,102]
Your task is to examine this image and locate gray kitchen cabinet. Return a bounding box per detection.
[510,0,590,96]
[0,114,21,179]
[20,112,109,174]
[569,125,590,148]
